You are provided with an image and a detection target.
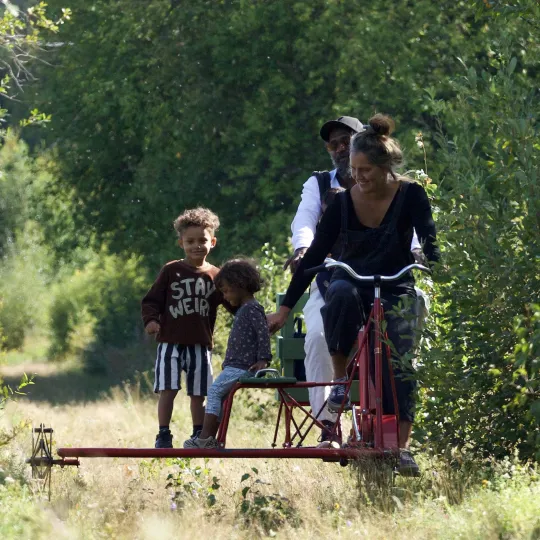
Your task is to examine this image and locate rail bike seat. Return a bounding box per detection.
[275,293,310,402]
[239,368,297,386]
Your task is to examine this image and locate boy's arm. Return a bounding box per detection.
[141,266,168,327]
[216,289,239,315]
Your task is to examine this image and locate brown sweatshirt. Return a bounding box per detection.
[141,260,225,348]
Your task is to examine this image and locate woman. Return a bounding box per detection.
[268,114,439,475]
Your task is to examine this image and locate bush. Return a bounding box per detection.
[0,222,52,350]
[236,467,301,535]
[0,373,34,448]
[48,249,149,372]
[415,34,540,461]
[0,133,34,258]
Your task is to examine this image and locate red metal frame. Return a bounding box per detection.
[57,446,393,460]
[56,297,400,463]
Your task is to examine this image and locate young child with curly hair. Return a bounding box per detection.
[141,207,232,448]
[184,258,271,449]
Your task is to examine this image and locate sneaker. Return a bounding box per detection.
[327,377,351,413]
[396,449,420,477]
[183,436,219,449]
[317,440,341,449]
[317,420,342,449]
[155,429,173,449]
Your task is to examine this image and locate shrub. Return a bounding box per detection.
[236,468,301,535]
[48,248,149,372]
[415,40,540,461]
[166,457,220,510]
[0,223,52,350]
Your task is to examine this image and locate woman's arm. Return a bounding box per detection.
[282,194,343,308]
[268,193,344,333]
[409,183,440,265]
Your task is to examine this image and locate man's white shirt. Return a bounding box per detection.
[291,169,341,251]
[290,168,421,252]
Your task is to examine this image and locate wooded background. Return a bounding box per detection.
[0,0,538,460]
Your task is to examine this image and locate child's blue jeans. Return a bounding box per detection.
[206,366,250,417]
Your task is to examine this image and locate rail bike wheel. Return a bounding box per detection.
[27,424,54,500]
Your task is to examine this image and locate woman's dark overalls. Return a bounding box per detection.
[320,182,418,422]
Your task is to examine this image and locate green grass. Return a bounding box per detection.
[1,337,539,539]
[1,361,539,539]
[1,333,50,367]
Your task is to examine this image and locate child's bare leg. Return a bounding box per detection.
[158,390,178,426]
[190,395,205,426]
[198,414,220,439]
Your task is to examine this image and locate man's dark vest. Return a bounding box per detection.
[312,170,342,297]
[313,171,332,203]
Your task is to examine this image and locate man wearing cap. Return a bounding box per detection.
[284,115,426,447]
[285,116,364,273]
[283,116,363,445]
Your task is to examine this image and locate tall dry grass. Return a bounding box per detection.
[1,366,540,539]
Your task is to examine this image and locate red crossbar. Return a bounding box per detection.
[57,447,396,460]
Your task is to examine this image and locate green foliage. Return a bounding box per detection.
[0,481,50,538]
[0,133,82,267]
[166,458,220,509]
[33,0,518,264]
[0,0,535,467]
[0,221,52,350]
[415,21,540,460]
[0,2,71,128]
[0,372,34,411]
[256,243,291,315]
[0,133,33,256]
[237,467,301,535]
[0,373,33,447]
[48,248,149,371]
[0,135,62,350]
[352,451,540,518]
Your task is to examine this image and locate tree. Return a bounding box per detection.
[415,0,540,460]
[32,0,497,266]
[0,1,70,127]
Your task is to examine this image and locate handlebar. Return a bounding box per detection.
[304,257,431,282]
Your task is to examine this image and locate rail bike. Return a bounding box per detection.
[27,259,430,499]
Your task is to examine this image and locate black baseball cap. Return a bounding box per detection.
[319,115,364,142]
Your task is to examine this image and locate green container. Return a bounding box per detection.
[275,292,310,402]
[275,292,359,404]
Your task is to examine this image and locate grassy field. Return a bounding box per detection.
[1,356,540,540]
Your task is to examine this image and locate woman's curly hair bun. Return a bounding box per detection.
[368,114,395,137]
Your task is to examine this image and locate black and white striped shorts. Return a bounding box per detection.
[154,343,213,396]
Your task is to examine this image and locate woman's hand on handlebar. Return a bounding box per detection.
[267,306,291,335]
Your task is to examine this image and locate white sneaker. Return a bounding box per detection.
[183,436,219,449]
[316,440,341,449]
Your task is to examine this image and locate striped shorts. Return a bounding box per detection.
[154,343,213,396]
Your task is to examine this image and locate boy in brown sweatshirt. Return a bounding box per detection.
[141,207,230,448]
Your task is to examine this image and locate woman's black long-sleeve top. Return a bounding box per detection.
[282,181,440,309]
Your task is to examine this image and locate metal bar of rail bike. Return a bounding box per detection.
[33,265,434,497]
